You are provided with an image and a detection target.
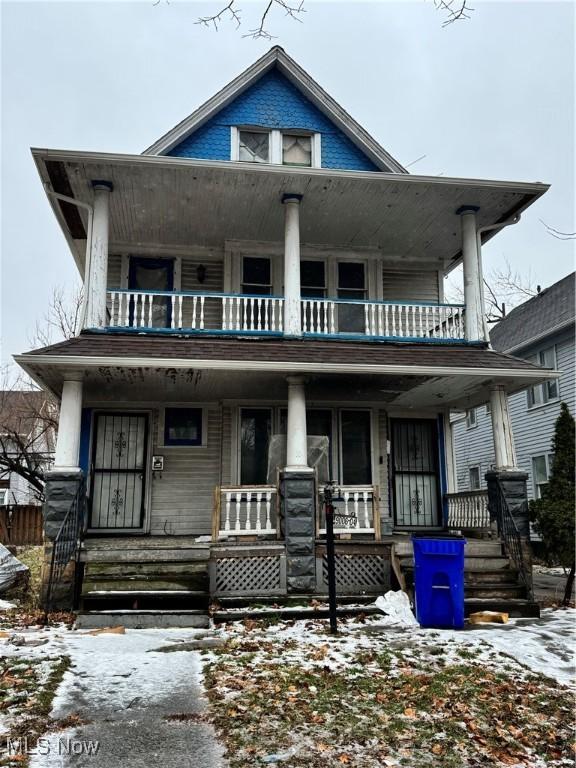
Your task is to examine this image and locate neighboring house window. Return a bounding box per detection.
[485,402,491,416]
[466,408,477,429]
[238,130,269,163]
[0,489,7,506]
[527,347,559,408]
[469,466,481,490]
[282,134,312,167]
[164,408,203,446]
[532,454,552,498]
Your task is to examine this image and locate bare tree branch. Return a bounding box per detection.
[195,0,305,38]
[28,284,82,350]
[540,219,576,241]
[433,0,474,27]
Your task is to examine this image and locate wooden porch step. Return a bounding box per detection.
[80,548,210,563]
[399,556,512,571]
[394,540,502,557]
[82,589,206,599]
[464,583,527,600]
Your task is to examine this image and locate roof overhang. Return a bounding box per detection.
[32,148,549,277]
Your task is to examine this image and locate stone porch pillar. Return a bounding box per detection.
[84,180,113,329]
[282,193,303,337]
[281,375,315,593]
[457,205,484,342]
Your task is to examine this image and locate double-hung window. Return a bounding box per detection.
[466,408,477,429]
[527,347,559,408]
[242,257,272,296]
[337,262,367,334]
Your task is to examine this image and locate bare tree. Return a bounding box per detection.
[187,0,472,39]
[446,258,539,324]
[1,285,81,502]
[540,220,576,241]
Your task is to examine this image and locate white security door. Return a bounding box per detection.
[89,413,148,530]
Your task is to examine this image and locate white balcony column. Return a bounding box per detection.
[282,193,303,337]
[54,379,83,472]
[489,385,517,470]
[458,205,484,342]
[84,181,113,329]
[285,375,311,472]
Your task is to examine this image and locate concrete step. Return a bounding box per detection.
[464,598,540,619]
[75,610,210,629]
[465,583,527,600]
[465,569,519,585]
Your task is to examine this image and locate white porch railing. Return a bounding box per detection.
[107,290,284,334]
[301,298,465,340]
[318,485,379,536]
[215,486,278,539]
[446,490,490,529]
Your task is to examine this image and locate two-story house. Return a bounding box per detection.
[452,273,575,509]
[15,47,557,624]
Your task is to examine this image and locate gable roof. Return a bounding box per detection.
[490,272,575,354]
[143,46,407,173]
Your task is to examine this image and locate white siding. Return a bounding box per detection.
[453,328,575,499]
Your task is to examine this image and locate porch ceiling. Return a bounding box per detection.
[32,148,548,275]
[16,334,558,411]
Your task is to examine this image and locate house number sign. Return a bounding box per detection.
[334,512,358,528]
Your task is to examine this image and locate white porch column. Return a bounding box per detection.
[458,205,484,342]
[489,385,517,470]
[285,375,311,471]
[282,194,303,337]
[84,181,113,329]
[54,379,83,471]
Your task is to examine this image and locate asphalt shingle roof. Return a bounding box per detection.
[490,272,575,353]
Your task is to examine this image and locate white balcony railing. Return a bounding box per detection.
[215,486,278,539]
[106,290,465,342]
[108,290,284,334]
[318,485,379,536]
[302,297,465,340]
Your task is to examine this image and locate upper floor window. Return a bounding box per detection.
[469,466,481,490]
[239,131,269,164]
[232,127,319,167]
[465,408,477,429]
[300,260,326,298]
[527,347,559,408]
[282,134,312,167]
[242,257,272,295]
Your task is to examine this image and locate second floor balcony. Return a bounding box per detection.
[106,288,465,343]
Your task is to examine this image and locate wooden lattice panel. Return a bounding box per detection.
[213,556,285,597]
[320,554,389,595]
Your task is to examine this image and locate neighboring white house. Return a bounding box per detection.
[0,390,55,506]
[452,272,575,499]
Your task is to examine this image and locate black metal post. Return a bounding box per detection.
[324,483,337,634]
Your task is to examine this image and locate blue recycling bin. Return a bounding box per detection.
[412,537,466,629]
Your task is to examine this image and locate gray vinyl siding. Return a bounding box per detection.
[149,405,223,536]
[382,268,440,303]
[453,326,575,500]
[180,257,224,329]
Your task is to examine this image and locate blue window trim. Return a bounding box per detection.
[164,407,203,447]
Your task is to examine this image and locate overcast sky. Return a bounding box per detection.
[1,0,574,365]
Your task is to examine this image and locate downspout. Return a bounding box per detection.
[475,214,521,343]
[44,187,94,330]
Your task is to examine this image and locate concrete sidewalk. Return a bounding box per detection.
[26,628,228,768]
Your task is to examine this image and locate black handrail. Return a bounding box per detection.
[491,480,532,600]
[44,478,87,620]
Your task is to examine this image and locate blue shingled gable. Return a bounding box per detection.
[168,69,379,171]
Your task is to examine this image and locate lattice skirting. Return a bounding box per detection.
[210,555,287,597]
[317,554,390,595]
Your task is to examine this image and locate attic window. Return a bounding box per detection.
[239,131,269,163]
[282,134,312,167]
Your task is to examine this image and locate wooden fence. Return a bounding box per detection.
[0,505,43,546]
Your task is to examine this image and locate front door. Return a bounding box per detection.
[391,419,441,528]
[89,413,148,530]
